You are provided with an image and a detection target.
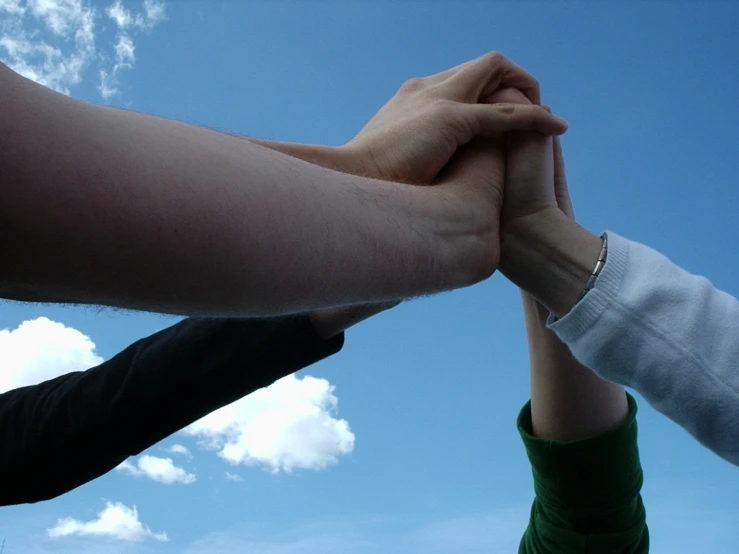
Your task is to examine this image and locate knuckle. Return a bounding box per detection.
[399,77,425,94]
[483,51,505,65]
[431,98,456,117]
[494,102,517,116]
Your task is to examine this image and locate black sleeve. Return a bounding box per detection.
[0,316,343,506]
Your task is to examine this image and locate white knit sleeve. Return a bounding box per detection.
[548,232,739,466]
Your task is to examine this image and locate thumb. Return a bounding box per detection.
[483,87,531,106]
[504,129,557,218]
[482,88,557,218]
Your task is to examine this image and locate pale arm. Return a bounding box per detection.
[0,64,470,316]
[522,292,628,441]
[514,136,647,554]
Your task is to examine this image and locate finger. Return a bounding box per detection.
[396,59,479,93]
[483,87,531,106]
[422,60,475,84]
[552,136,575,219]
[441,51,541,104]
[459,102,568,138]
[503,131,557,216]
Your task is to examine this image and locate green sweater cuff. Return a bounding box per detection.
[517,393,643,514]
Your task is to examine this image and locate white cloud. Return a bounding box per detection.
[0,0,95,94]
[47,501,168,542]
[225,472,243,482]
[168,443,192,458]
[106,0,132,28]
[114,33,135,67]
[141,0,166,29]
[98,0,165,97]
[185,375,355,473]
[0,0,166,98]
[0,317,103,393]
[117,455,196,484]
[106,0,165,31]
[0,0,25,16]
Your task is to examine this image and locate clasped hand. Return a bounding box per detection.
[254,51,580,335]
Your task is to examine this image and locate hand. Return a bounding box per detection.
[520,135,577,324]
[342,51,568,185]
[492,91,603,317]
[308,131,512,339]
[249,53,567,336]
[483,88,573,225]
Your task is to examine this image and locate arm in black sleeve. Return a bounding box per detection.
[0,316,343,506]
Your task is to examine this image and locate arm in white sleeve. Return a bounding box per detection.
[548,232,739,466]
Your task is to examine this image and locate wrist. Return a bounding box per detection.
[500,208,602,318]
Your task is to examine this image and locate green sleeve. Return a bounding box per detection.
[518,393,649,553]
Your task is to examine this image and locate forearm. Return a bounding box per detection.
[242,140,401,337]
[517,395,648,554]
[521,292,628,441]
[245,138,368,176]
[0,66,466,316]
[547,232,739,466]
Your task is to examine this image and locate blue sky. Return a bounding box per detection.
[1,0,739,552]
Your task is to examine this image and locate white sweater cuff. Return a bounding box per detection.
[547,231,630,341]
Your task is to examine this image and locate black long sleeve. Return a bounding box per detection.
[0,316,343,506]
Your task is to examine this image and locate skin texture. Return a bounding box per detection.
[488,88,628,440]
[518,140,628,440]
[0,53,566,317]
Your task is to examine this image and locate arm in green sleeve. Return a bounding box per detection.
[518,394,649,553]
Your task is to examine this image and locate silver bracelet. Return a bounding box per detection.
[576,232,608,304]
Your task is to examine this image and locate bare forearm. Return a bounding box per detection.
[0,66,464,316]
[245,138,368,176]
[244,139,402,335]
[512,208,627,441]
[521,292,628,441]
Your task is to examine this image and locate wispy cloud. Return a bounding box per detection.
[100,0,166,98]
[411,509,530,553]
[225,472,244,482]
[184,374,355,473]
[178,500,739,554]
[47,501,168,542]
[178,510,530,554]
[0,0,166,99]
[167,443,193,458]
[116,455,196,485]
